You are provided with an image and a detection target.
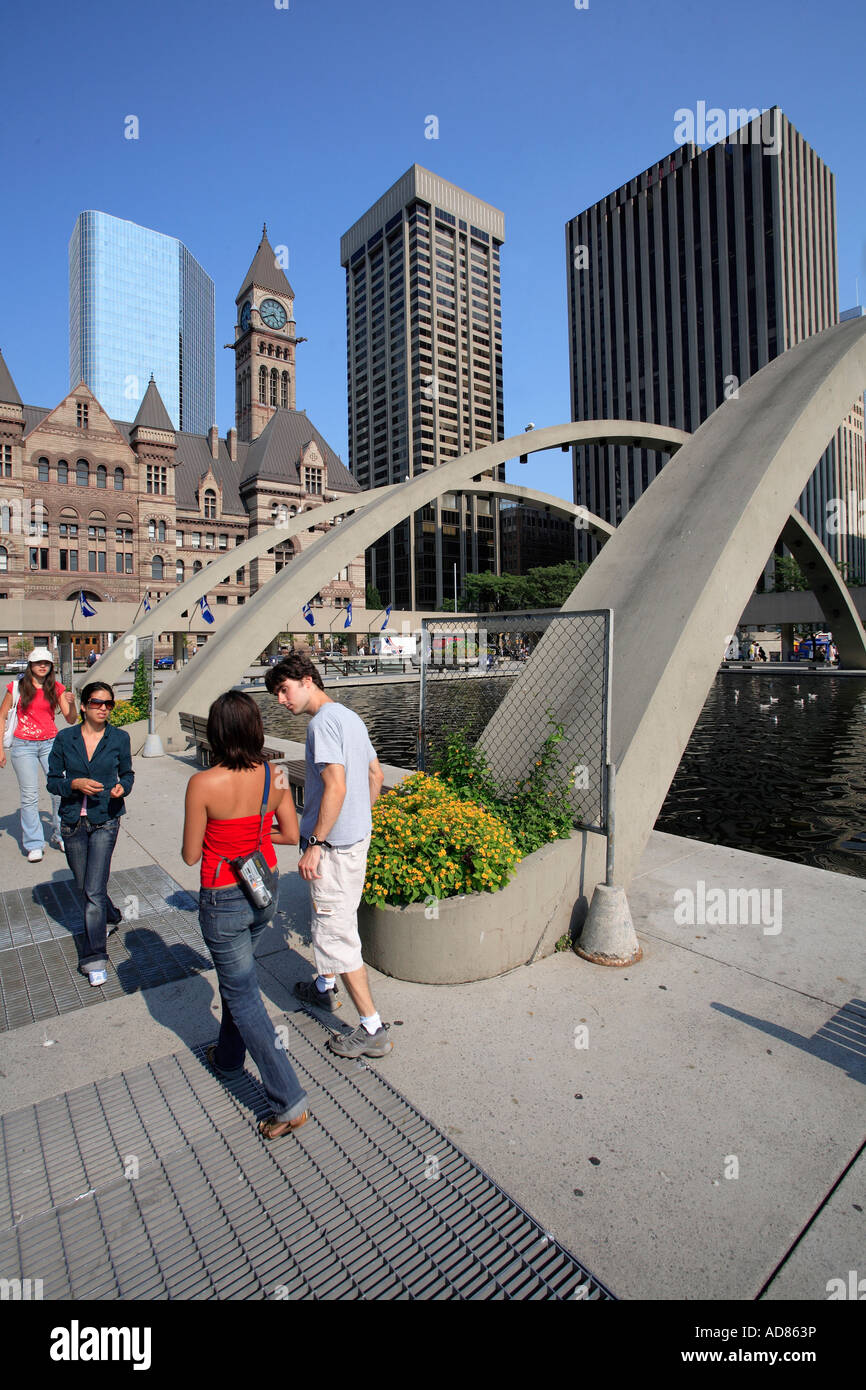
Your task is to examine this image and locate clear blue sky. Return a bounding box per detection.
[1,0,863,502]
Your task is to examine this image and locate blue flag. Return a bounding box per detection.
[199,595,215,625]
[302,602,315,627]
[380,605,392,630]
[344,601,353,629]
[79,591,97,618]
[143,591,151,614]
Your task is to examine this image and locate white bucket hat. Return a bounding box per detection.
[27,647,55,665]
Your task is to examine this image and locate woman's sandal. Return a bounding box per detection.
[258,1111,309,1140]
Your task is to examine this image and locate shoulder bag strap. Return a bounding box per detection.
[256,760,271,853]
[212,760,271,883]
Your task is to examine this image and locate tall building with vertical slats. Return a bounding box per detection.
[341,166,505,610]
[566,109,863,575]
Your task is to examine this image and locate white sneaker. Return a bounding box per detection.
[88,969,108,987]
[27,848,44,863]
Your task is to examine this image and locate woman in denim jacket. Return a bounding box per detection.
[47,682,134,987]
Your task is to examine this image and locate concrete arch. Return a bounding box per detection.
[79,486,400,691]
[155,422,689,722]
[780,511,866,666]
[480,316,866,891]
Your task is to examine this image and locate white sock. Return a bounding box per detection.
[360,1012,381,1035]
[316,975,336,993]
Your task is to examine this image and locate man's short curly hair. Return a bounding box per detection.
[264,652,325,694]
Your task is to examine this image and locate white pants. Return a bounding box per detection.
[309,835,371,976]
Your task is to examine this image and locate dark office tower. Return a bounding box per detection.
[566,109,855,568]
[341,166,505,610]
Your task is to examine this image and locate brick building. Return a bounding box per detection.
[0,228,362,662]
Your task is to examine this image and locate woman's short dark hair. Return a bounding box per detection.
[79,682,115,720]
[206,690,265,769]
[265,652,324,694]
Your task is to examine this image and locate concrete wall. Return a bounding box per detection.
[358,830,606,985]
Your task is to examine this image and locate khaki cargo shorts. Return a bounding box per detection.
[309,834,371,976]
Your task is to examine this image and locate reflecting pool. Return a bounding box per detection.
[255,672,866,880]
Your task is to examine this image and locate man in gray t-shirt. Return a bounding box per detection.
[265,653,391,1059]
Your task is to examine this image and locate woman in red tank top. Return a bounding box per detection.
[182,690,309,1139]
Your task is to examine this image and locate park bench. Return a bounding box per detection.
[178,711,305,806]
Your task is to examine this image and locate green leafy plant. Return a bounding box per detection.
[431,716,577,858]
[130,657,151,720]
[363,772,520,908]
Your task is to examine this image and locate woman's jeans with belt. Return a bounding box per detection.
[63,817,122,972]
[9,737,61,852]
[199,875,308,1124]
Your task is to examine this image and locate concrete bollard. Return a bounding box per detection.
[576,883,642,966]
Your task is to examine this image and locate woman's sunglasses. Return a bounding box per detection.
[87,698,115,709]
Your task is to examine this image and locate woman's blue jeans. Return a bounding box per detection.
[9,737,61,852]
[63,817,122,972]
[199,876,308,1123]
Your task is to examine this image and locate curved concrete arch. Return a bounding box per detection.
[780,511,866,666]
[155,421,690,721]
[81,486,400,691]
[480,316,866,891]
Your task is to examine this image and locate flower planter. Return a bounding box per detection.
[358,829,607,984]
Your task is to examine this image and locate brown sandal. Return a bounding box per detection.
[258,1111,309,1140]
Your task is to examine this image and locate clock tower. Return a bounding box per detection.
[233,225,298,442]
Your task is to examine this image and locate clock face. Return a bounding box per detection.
[239,301,251,332]
[259,298,287,330]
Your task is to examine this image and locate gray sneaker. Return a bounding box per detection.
[327,1022,393,1059]
[294,977,342,1013]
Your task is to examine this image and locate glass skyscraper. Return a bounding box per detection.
[69,211,215,433]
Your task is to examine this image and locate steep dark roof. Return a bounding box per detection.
[237,225,295,302]
[240,409,359,493]
[174,433,248,518]
[0,349,22,405]
[132,376,175,433]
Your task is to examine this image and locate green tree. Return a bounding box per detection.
[773,555,808,592]
[130,657,151,720]
[366,583,383,610]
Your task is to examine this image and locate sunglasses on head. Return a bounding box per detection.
[87,698,114,708]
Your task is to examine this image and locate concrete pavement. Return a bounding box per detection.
[0,739,863,1300]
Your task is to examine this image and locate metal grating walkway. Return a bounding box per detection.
[0,867,207,1031]
[0,1011,613,1300]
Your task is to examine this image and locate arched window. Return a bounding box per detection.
[151,555,164,581]
[193,560,203,575]
[96,465,107,489]
[259,366,267,403]
[273,542,295,574]
[204,490,216,520]
[158,520,166,542]
[281,371,289,409]
[76,459,89,487]
[57,460,68,484]
[0,505,10,533]
[38,457,50,483]
[270,368,278,407]
[114,468,124,490]
[0,546,7,572]
[176,559,185,584]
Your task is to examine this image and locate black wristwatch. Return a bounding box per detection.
[306,834,321,847]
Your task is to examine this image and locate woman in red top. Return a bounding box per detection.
[0,647,77,861]
[182,690,309,1140]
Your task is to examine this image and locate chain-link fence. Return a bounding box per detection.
[418,611,612,832]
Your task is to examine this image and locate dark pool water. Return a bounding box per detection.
[256,672,866,881]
